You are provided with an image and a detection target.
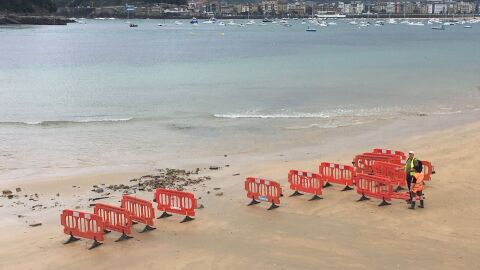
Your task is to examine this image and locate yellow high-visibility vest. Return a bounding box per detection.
[405,158,417,176]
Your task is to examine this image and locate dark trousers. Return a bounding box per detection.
[406,174,413,191]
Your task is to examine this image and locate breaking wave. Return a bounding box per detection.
[213,108,397,119]
[0,117,134,126]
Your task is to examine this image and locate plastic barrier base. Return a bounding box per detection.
[342,186,354,191]
[289,190,321,201]
[140,225,156,233]
[357,194,370,201]
[157,212,173,219]
[89,237,103,250]
[267,203,279,210]
[309,194,323,201]
[323,182,333,188]
[115,232,133,242]
[180,216,195,223]
[64,233,80,244]
[248,199,261,206]
[378,199,392,207]
[289,191,303,197]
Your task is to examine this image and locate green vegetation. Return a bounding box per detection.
[0,0,57,13]
[55,0,188,7]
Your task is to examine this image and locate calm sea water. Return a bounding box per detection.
[1,19,479,180]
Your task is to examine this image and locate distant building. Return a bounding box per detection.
[262,0,279,15]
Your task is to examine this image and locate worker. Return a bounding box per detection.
[404,151,419,201]
[409,166,425,209]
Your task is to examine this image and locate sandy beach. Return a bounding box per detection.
[0,118,479,270]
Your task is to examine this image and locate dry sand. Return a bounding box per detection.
[0,122,479,270]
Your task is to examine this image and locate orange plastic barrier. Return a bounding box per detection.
[372,148,406,161]
[245,177,282,210]
[319,162,356,191]
[353,153,402,175]
[421,160,435,181]
[94,203,133,241]
[372,161,407,190]
[288,170,323,200]
[355,173,393,206]
[154,188,197,223]
[121,195,156,232]
[60,209,104,249]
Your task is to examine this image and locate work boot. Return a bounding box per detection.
[418,200,424,208]
[408,202,415,210]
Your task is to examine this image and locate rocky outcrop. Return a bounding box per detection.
[0,14,73,25]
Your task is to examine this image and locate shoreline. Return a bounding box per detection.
[1,108,478,185]
[0,117,479,269]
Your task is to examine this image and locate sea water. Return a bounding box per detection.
[1,19,479,180]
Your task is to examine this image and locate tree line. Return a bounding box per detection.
[0,0,57,13]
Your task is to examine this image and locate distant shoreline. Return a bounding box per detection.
[1,13,478,25]
[64,14,480,20]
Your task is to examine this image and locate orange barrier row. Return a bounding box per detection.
[61,210,105,249]
[121,195,156,231]
[94,203,133,242]
[154,188,197,223]
[319,162,356,191]
[245,177,282,210]
[288,170,323,200]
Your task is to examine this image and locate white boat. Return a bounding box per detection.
[306,26,317,32]
[464,25,472,28]
[327,21,337,25]
[349,21,358,25]
[316,14,346,19]
[174,21,183,25]
[218,22,226,26]
[408,22,424,26]
[227,20,236,26]
[203,17,216,24]
[246,20,255,25]
[190,18,198,24]
[432,25,445,30]
[387,18,397,24]
[359,21,370,27]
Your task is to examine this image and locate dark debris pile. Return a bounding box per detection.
[103,168,211,194]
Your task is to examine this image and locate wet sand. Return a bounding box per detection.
[0,119,479,269]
